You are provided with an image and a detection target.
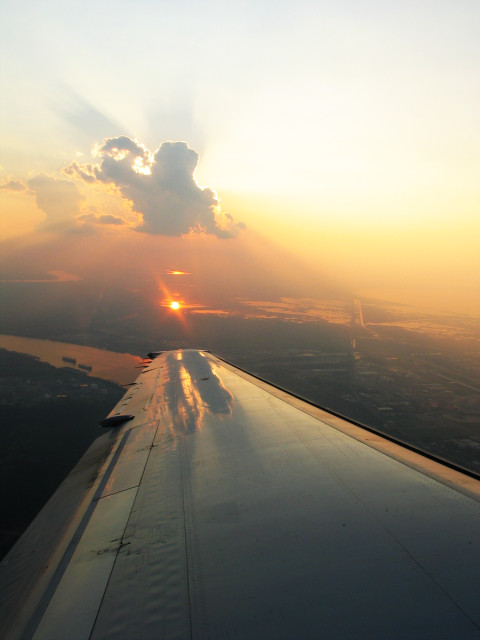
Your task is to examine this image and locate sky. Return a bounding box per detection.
[1,0,479,316]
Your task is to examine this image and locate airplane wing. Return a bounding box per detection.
[1,349,480,639]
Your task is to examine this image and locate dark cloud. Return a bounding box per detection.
[66,137,243,238]
[77,213,126,226]
[0,179,26,192]
[64,163,96,184]
[28,174,84,227]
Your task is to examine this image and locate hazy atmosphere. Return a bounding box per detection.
[1,0,479,313]
[1,0,479,555]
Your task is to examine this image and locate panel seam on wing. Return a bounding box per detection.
[23,429,132,640]
[88,420,162,639]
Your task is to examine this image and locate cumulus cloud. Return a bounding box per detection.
[65,137,244,238]
[77,213,126,226]
[28,174,84,226]
[0,179,26,191]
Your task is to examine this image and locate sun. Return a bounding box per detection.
[170,301,180,310]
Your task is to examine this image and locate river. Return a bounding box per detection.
[0,335,143,385]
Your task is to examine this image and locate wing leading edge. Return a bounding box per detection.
[2,349,480,639]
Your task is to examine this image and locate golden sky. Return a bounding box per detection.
[1,0,479,315]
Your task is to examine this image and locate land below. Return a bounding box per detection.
[1,294,479,559]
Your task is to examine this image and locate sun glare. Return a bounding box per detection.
[170,301,180,310]
[133,156,152,175]
[165,270,190,276]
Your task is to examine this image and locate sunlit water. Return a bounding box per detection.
[0,335,142,385]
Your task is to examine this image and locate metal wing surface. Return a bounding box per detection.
[2,349,480,639]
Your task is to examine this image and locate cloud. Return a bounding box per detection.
[64,163,97,184]
[28,174,84,227]
[66,137,243,238]
[77,213,126,226]
[0,179,26,191]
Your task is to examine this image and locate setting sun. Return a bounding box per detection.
[170,301,180,310]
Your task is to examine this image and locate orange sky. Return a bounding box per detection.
[1,1,479,318]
